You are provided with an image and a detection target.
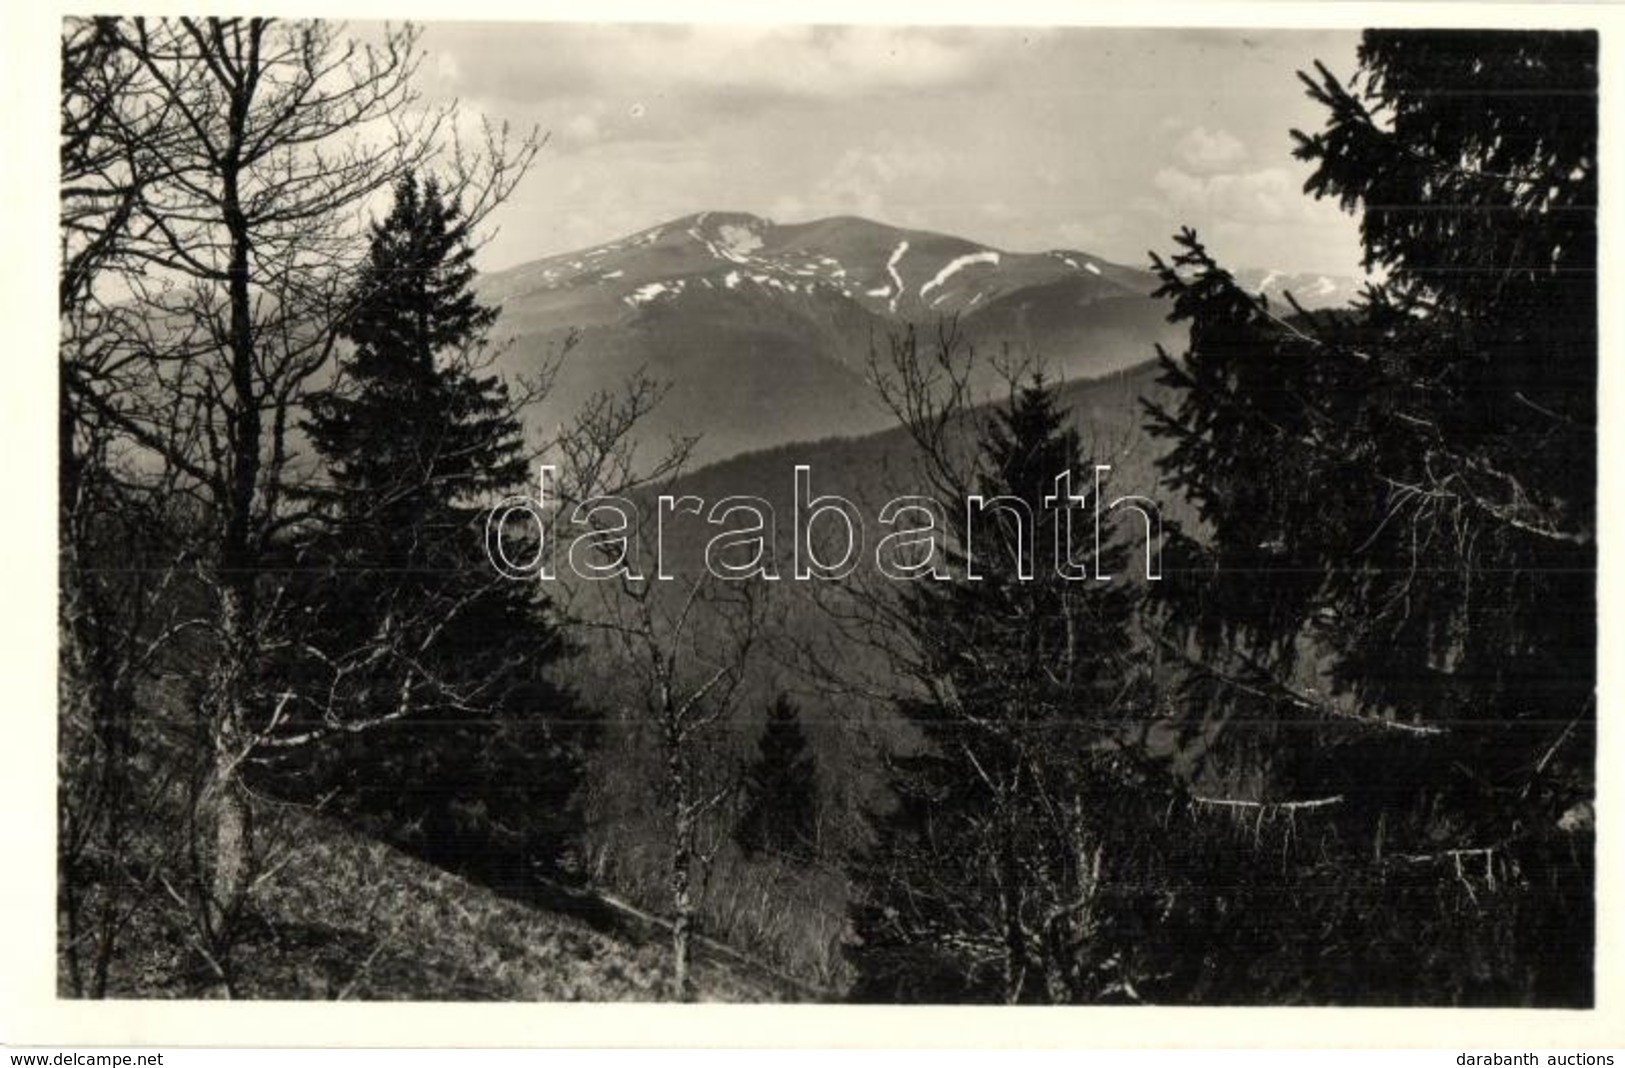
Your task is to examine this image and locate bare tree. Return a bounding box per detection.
[58,16,203,996]
[544,393,764,998]
[589,571,765,998]
[58,16,537,993]
[789,322,1177,1002]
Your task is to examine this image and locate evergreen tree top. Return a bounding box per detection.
[302,168,527,538]
[342,171,499,377]
[979,375,1086,508]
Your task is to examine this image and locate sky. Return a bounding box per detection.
[412,23,1369,277]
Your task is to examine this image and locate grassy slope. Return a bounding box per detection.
[104,806,794,1002]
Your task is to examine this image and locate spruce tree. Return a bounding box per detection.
[850,376,1173,1004]
[293,172,583,880]
[1143,30,1596,1003]
[735,694,820,863]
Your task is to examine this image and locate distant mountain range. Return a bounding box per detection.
[478,211,1359,466]
[1231,267,1368,310]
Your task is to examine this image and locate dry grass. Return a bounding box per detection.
[87,806,790,1002]
[583,833,853,994]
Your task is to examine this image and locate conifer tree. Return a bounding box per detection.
[849,375,1174,1004]
[54,21,540,980]
[1143,29,1596,1004]
[735,694,821,863]
[294,172,583,878]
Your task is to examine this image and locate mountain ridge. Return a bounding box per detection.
[480,210,1156,322]
[477,211,1356,466]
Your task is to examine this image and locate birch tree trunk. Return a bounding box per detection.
[667,726,693,1001]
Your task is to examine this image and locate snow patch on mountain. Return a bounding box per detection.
[624,280,683,308]
[717,223,763,257]
[1048,251,1102,278]
[919,251,1000,301]
[684,213,770,266]
[631,227,663,248]
[883,241,909,314]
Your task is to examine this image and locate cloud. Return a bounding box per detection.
[1057,216,1151,259]
[803,139,959,221]
[1175,126,1248,172]
[769,193,808,221]
[421,24,1000,108]
[1135,164,1363,273]
[1151,165,1308,224]
[422,24,1370,277]
[814,150,892,218]
[560,113,600,147]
